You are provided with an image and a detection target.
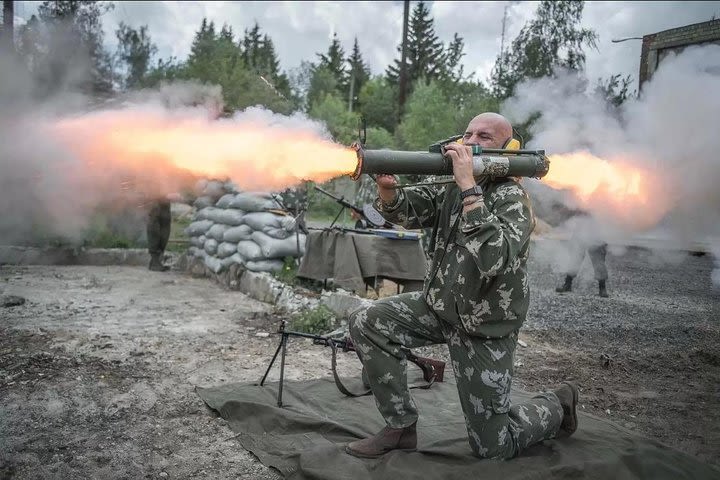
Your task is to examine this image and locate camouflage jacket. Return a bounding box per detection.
[374,177,535,338]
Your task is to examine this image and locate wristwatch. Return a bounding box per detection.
[460,185,483,201]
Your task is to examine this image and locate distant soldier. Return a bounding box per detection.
[555,211,609,297]
[146,198,172,272]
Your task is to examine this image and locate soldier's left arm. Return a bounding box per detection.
[455,182,535,276]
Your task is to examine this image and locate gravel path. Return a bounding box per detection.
[1,240,718,478]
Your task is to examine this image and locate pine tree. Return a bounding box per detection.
[386,2,446,87]
[239,24,290,99]
[344,37,370,112]
[185,18,225,82]
[240,22,262,71]
[317,33,346,90]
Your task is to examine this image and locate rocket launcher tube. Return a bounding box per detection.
[351,145,550,180]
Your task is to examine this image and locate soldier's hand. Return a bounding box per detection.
[376,174,398,205]
[444,143,476,191]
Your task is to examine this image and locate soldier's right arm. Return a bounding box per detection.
[373,184,443,229]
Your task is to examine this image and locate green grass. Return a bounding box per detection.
[167,216,192,252]
[288,304,337,334]
[304,210,356,228]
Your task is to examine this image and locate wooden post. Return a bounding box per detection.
[397,0,410,115]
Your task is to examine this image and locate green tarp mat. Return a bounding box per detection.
[197,376,720,480]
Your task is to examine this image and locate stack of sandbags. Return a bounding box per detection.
[186,191,306,274]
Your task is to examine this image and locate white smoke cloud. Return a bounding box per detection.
[0,51,332,247]
[502,44,720,285]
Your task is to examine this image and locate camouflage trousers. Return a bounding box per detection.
[565,242,608,281]
[349,292,564,459]
[146,201,171,255]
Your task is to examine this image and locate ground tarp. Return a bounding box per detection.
[197,376,720,480]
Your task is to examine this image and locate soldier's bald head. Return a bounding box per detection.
[462,113,513,149]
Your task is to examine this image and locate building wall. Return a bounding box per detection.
[639,19,720,89]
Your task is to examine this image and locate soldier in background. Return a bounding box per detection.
[555,211,609,297]
[146,198,172,272]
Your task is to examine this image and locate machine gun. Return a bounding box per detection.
[259,319,446,407]
[313,185,393,229]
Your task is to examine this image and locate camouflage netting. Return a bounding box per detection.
[185,180,306,274]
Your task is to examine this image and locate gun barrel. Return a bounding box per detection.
[351,146,550,180]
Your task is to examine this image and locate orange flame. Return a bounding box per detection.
[42,107,358,201]
[545,151,670,230]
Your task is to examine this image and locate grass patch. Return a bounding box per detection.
[167,216,192,253]
[288,304,337,334]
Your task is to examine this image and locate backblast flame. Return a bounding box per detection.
[544,151,671,230]
[42,106,358,201]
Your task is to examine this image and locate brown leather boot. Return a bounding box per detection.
[345,421,417,458]
[553,382,579,437]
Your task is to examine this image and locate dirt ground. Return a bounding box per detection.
[1,241,719,479]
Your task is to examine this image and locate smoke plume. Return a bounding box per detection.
[0,51,346,246]
[501,44,720,286]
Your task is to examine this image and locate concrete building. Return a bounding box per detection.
[639,18,720,90]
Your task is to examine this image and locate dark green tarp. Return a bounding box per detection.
[297,230,426,292]
[197,376,720,480]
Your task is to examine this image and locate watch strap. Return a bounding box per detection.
[460,186,482,200]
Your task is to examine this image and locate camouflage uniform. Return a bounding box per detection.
[146,199,172,269]
[349,177,564,459]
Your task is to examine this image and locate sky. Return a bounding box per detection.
[12,1,720,89]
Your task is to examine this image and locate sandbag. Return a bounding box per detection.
[224,181,240,194]
[206,224,229,242]
[216,242,237,259]
[185,220,214,237]
[236,241,264,261]
[227,253,245,266]
[251,231,306,258]
[213,209,246,226]
[204,238,218,255]
[228,192,281,212]
[195,207,219,221]
[245,259,284,272]
[203,180,226,200]
[261,226,293,240]
[193,196,214,209]
[199,207,245,226]
[188,246,206,259]
[204,255,224,273]
[243,212,295,232]
[220,255,239,269]
[223,225,254,243]
[215,194,236,209]
[189,236,204,248]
